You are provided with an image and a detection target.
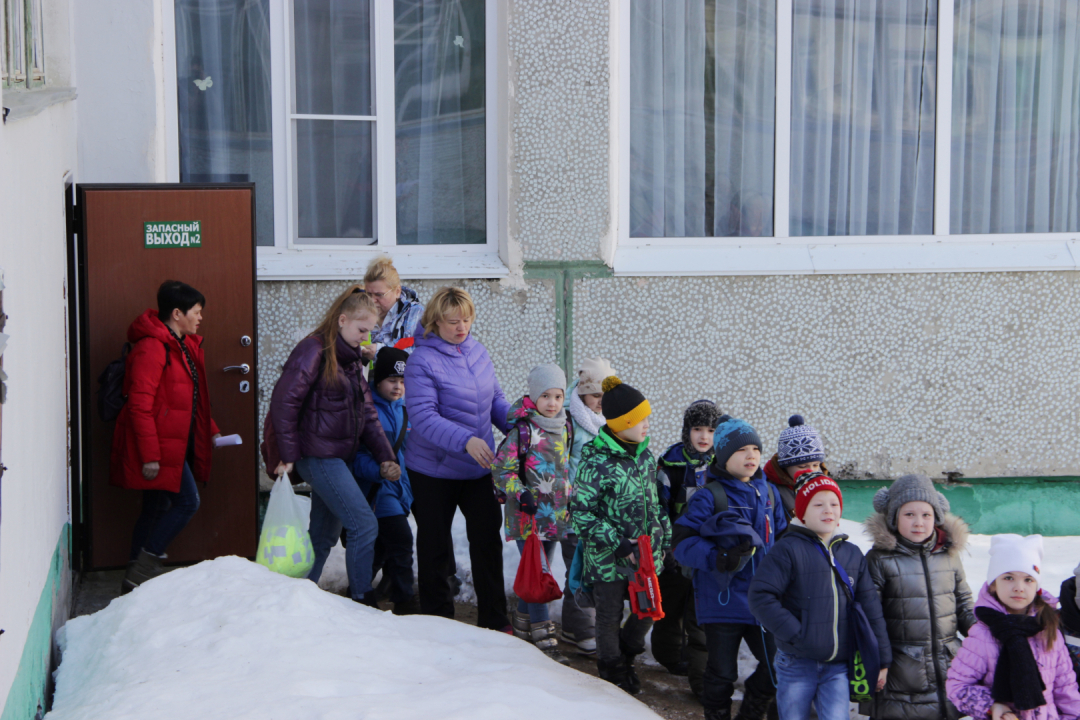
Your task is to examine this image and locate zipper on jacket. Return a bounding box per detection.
[825,537,841,662]
[920,548,947,713]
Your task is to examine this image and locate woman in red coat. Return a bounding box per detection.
[111,280,220,593]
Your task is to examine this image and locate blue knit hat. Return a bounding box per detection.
[777,415,825,468]
[712,415,762,470]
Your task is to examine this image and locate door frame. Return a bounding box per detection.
[68,183,259,570]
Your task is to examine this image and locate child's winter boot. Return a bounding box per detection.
[597,656,637,694]
[734,688,776,720]
[620,641,644,695]
[121,549,166,594]
[558,628,597,656]
[530,621,571,665]
[511,610,531,641]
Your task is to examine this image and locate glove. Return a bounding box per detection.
[518,489,538,516]
[715,539,754,573]
[662,551,678,573]
[614,537,636,558]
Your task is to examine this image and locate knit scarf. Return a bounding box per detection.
[532,407,567,433]
[568,391,604,436]
[974,606,1047,711]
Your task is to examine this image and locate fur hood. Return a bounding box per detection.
[865,510,969,557]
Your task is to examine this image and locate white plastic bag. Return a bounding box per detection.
[256,473,315,578]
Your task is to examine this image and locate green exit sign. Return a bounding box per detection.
[144,221,202,248]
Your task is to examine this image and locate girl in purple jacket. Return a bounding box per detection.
[946,534,1080,720]
[269,287,399,603]
[404,286,514,631]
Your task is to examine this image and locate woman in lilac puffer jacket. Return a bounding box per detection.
[404,286,513,631]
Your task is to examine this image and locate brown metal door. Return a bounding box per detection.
[77,184,257,569]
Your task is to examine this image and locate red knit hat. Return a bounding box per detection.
[793,470,843,522]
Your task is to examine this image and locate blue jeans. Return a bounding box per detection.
[130,462,201,559]
[297,457,378,602]
[774,650,850,720]
[515,537,557,623]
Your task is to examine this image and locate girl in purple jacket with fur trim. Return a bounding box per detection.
[404,286,514,631]
[946,534,1080,720]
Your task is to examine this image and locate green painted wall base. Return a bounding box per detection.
[2,523,70,720]
[837,477,1080,535]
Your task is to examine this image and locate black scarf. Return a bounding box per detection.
[974,606,1047,711]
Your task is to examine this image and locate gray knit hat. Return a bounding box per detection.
[527,363,566,404]
[873,473,950,530]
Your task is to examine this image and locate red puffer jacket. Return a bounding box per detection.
[110,309,219,492]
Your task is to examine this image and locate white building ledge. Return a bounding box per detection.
[2,87,77,123]
[614,236,1080,277]
[256,247,510,281]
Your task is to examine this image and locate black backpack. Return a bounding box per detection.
[97,342,132,421]
[97,341,169,422]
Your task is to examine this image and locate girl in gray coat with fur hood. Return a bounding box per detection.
[862,474,976,720]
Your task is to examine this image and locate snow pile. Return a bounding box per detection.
[48,557,661,720]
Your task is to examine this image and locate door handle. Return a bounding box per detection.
[224,363,251,375]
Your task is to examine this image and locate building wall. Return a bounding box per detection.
[66,1,1079,538]
[251,0,1080,485]
[73,0,169,184]
[0,63,78,720]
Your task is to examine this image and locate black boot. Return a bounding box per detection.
[597,656,637,695]
[620,640,644,695]
[704,709,732,720]
[622,655,641,695]
[734,688,776,720]
[663,659,690,676]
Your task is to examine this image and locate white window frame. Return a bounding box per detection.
[611,0,1080,276]
[163,0,508,279]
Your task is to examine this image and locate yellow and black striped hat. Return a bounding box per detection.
[601,376,651,432]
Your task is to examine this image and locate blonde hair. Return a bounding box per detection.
[363,255,401,289]
[420,286,476,337]
[310,285,378,385]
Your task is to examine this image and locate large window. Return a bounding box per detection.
[621,0,1080,273]
[2,0,44,89]
[175,0,276,246]
[951,0,1080,235]
[173,0,496,265]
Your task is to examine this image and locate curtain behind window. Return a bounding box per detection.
[952,0,1080,234]
[394,0,486,245]
[630,0,775,238]
[293,0,374,244]
[176,0,275,246]
[790,0,937,237]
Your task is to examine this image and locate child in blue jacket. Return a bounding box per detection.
[352,348,417,614]
[748,472,891,720]
[651,399,722,696]
[672,416,786,720]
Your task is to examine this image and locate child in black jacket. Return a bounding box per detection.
[748,472,891,720]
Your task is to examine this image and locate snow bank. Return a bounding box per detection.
[48,557,661,720]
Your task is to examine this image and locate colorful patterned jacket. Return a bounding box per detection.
[571,427,671,585]
[491,396,572,541]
